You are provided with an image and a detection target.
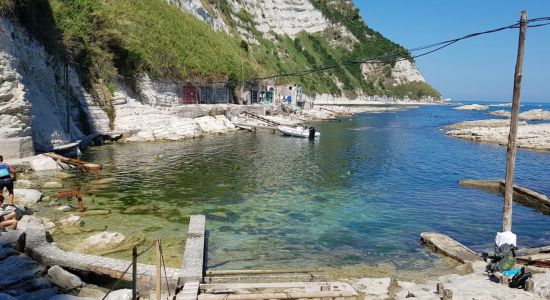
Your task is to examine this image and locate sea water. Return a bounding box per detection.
[43,102,550,273]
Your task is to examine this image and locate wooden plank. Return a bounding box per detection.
[180,215,206,284]
[420,232,482,264]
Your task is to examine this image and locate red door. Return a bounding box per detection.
[182,84,198,104]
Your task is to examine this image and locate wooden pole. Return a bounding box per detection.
[503,11,528,232]
[156,239,161,300]
[132,245,138,300]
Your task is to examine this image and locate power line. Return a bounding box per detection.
[253,16,550,82]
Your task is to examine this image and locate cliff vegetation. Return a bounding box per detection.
[1,0,440,99]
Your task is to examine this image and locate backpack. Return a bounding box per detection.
[508,267,533,289]
[486,243,517,272]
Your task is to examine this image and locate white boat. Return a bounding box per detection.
[277,125,320,138]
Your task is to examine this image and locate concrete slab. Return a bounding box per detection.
[421,232,482,264]
[176,281,200,300]
[180,215,205,284]
[23,216,182,291]
[198,281,358,300]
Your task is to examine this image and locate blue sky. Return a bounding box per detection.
[353,1,550,102]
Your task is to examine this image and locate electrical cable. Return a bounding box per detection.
[67,16,550,85]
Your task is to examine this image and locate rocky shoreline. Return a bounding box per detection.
[445,104,550,151]
[445,119,550,151]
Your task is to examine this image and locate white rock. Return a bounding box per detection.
[82,232,126,248]
[43,181,63,189]
[104,289,133,300]
[453,104,489,111]
[46,265,84,292]
[195,116,234,133]
[77,284,107,299]
[13,189,42,205]
[58,214,82,226]
[519,109,550,121]
[14,179,34,189]
[446,122,550,151]
[446,119,525,130]
[29,155,59,171]
[0,17,93,155]
[57,205,73,212]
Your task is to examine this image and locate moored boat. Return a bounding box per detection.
[277,125,321,138]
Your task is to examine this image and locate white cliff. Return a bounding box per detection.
[0,17,101,157]
[390,60,426,84]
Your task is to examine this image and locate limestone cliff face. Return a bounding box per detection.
[0,17,106,157]
[168,0,429,92]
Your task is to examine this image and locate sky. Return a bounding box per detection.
[353,1,550,102]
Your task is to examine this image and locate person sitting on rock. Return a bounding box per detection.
[0,197,17,230]
[0,155,16,205]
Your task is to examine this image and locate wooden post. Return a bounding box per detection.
[503,11,528,232]
[156,239,161,300]
[132,245,138,300]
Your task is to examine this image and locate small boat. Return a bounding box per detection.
[53,141,82,157]
[277,125,320,138]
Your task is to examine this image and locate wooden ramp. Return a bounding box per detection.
[242,111,280,127]
[43,152,103,180]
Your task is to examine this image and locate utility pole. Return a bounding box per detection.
[503,11,528,232]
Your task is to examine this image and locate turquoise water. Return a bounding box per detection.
[66,103,550,271]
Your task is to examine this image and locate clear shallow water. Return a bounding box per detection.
[46,103,550,271]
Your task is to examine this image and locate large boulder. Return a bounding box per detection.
[13,189,42,205]
[58,215,83,226]
[519,109,550,121]
[104,289,133,300]
[195,116,234,133]
[77,284,107,299]
[82,232,125,248]
[46,265,84,292]
[29,155,59,171]
[0,137,34,159]
[0,230,25,251]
